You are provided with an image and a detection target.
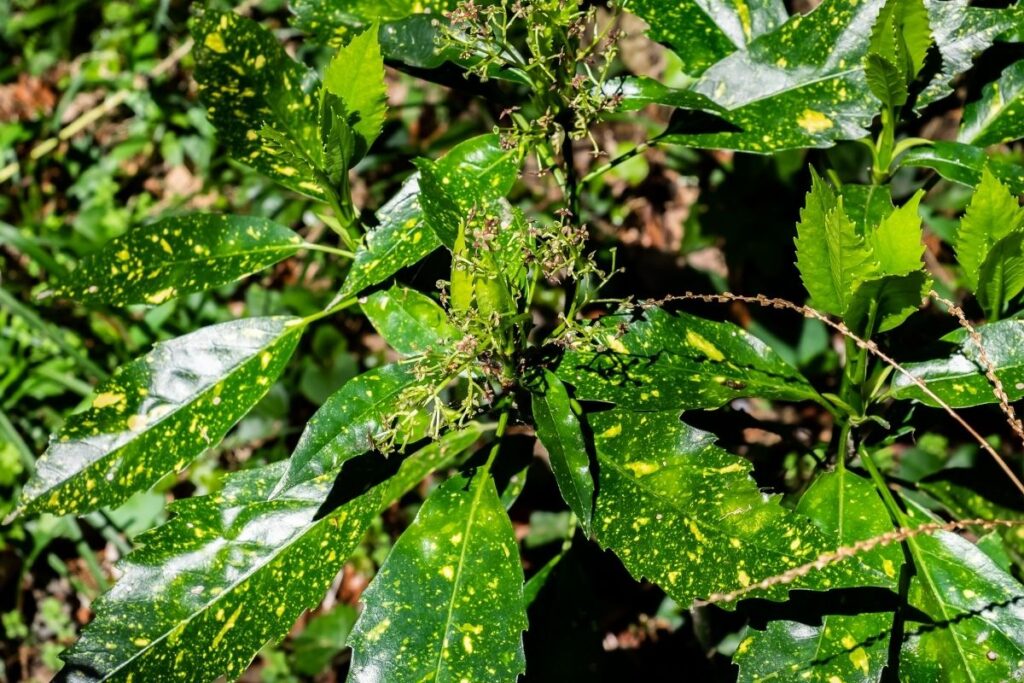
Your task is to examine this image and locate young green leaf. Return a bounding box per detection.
[348,473,527,682]
[557,307,819,411]
[845,271,929,334]
[960,60,1024,147]
[52,214,302,307]
[323,23,387,159]
[868,0,931,80]
[901,141,1024,195]
[867,190,925,277]
[899,498,1024,681]
[955,167,1024,292]
[531,371,595,535]
[629,0,788,76]
[978,232,1024,320]
[864,52,909,109]
[362,285,458,356]
[319,90,357,188]
[890,318,1024,407]
[16,317,302,517]
[795,174,880,316]
[588,409,877,606]
[276,364,424,493]
[192,9,324,199]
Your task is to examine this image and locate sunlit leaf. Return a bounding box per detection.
[53,214,302,307]
[362,285,458,356]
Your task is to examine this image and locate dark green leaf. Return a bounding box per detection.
[362,285,458,356]
[901,141,1024,195]
[52,214,302,307]
[735,470,901,682]
[192,9,325,198]
[919,477,1024,558]
[531,370,595,535]
[589,409,874,605]
[960,60,1024,147]
[865,52,909,108]
[57,425,470,682]
[629,0,788,76]
[17,317,302,517]
[58,463,382,681]
[890,318,1024,407]
[276,363,423,492]
[660,0,887,152]
[340,134,518,297]
[289,0,453,50]
[899,498,1024,681]
[603,76,728,115]
[348,474,527,682]
[557,307,819,411]
[324,23,387,158]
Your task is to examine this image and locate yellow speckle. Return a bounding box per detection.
[366,618,390,643]
[276,604,285,617]
[211,605,243,648]
[841,634,857,649]
[737,570,751,587]
[246,130,259,141]
[441,565,455,580]
[127,414,148,432]
[253,55,266,69]
[797,109,834,134]
[450,533,463,545]
[849,647,869,674]
[625,461,659,476]
[92,392,125,409]
[147,287,176,304]
[882,558,896,578]
[159,238,173,254]
[462,634,473,653]
[204,33,228,54]
[686,330,724,361]
[132,637,150,647]
[601,423,622,439]
[116,249,130,261]
[737,637,753,655]
[605,335,628,354]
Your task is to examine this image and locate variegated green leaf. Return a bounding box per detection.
[192,9,325,198]
[362,285,458,356]
[276,363,424,492]
[348,473,527,682]
[629,0,788,77]
[960,60,1024,147]
[589,409,874,606]
[557,307,819,410]
[52,214,302,307]
[16,317,302,517]
[531,370,595,535]
[901,142,1024,195]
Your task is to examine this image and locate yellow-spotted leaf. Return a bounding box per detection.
[16,317,303,517]
[362,285,458,356]
[192,9,326,199]
[557,307,819,410]
[56,426,480,682]
[348,473,527,682]
[589,409,873,606]
[52,214,302,307]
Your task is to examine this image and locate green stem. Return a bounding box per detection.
[581,141,652,183]
[859,444,909,527]
[836,420,852,474]
[300,295,359,326]
[301,242,355,259]
[480,412,510,476]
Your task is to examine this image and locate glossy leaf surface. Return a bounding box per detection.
[54,214,302,307]
[891,318,1024,408]
[900,499,1024,681]
[18,317,302,517]
[901,142,1024,195]
[362,285,458,356]
[348,474,527,682]
[277,363,423,492]
[589,409,869,606]
[558,307,817,410]
[340,135,518,297]
[192,9,324,198]
[58,463,381,682]
[960,60,1024,147]
[629,0,787,76]
[735,470,900,682]
[531,370,595,535]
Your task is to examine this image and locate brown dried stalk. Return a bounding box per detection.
[694,517,1024,607]
[649,291,1024,496]
[929,290,1024,447]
